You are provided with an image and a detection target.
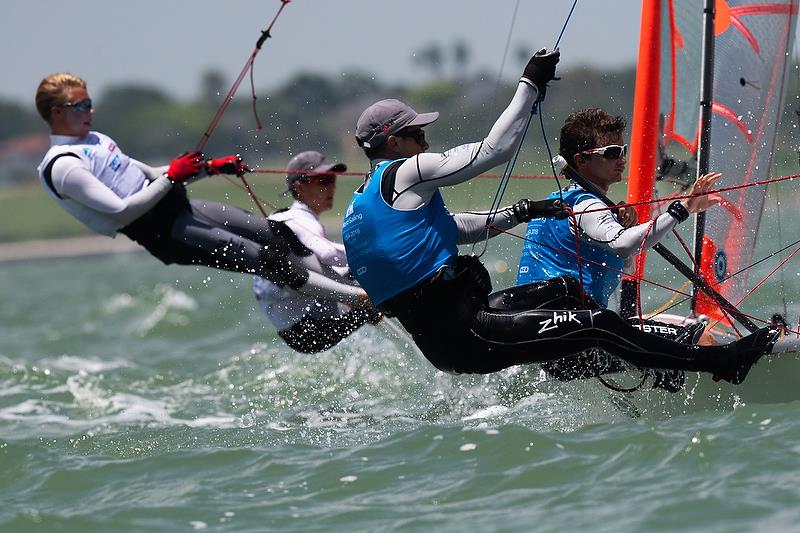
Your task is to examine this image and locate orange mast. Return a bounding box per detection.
[620,0,662,317]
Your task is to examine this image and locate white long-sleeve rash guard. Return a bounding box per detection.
[50,155,171,230]
[572,196,680,259]
[369,81,541,243]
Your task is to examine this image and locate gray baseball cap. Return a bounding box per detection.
[282,151,347,195]
[355,99,439,149]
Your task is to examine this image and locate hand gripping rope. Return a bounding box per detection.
[193,0,292,218]
[472,0,578,258]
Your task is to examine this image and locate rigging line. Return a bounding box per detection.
[773,178,789,320]
[725,237,800,281]
[706,244,800,331]
[494,224,764,324]
[470,111,536,258]
[666,227,742,334]
[238,173,270,218]
[671,229,697,267]
[492,0,522,106]
[539,104,588,306]
[647,237,800,321]
[470,0,521,218]
[574,172,800,216]
[553,0,579,49]
[194,0,291,153]
[474,0,579,257]
[474,0,522,216]
[220,174,279,213]
[248,167,798,187]
[635,219,659,326]
[647,280,692,316]
[250,168,552,180]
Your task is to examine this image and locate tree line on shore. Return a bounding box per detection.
[2,63,797,183]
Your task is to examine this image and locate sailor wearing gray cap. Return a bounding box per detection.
[255,150,380,353]
[355,99,439,150]
[281,150,348,196]
[340,49,769,384]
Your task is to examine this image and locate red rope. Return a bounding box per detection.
[635,219,657,326]
[219,174,280,214]
[707,244,800,331]
[238,174,269,218]
[250,168,552,180]
[564,206,589,307]
[492,224,776,327]
[246,168,799,206]
[575,173,800,216]
[671,228,696,265]
[194,0,291,153]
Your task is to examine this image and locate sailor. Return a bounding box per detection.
[343,51,778,383]
[517,108,721,307]
[254,151,381,353]
[35,72,368,306]
[515,108,724,389]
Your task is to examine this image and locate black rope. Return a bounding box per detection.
[473,0,579,258]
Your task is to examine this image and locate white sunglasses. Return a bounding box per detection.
[581,144,628,160]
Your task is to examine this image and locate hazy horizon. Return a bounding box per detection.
[3,1,643,106]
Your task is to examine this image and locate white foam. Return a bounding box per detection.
[49,355,128,373]
[462,405,509,421]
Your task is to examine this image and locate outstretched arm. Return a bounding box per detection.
[575,173,722,258]
[455,198,569,244]
[454,207,519,244]
[390,82,540,210]
[388,49,559,210]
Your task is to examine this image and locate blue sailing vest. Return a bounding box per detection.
[516,187,625,307]
[342,159,458,305]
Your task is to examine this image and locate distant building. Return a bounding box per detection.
[0,134,50,185]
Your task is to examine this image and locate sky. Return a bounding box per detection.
[2,0,643,105]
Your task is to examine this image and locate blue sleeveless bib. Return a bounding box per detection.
[516,187,624,307]
[342,160,458,305]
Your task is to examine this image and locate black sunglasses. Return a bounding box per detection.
[301,173,336,186]
[60,98,93,113]
[581,144,628,160]
[394,128,426,144]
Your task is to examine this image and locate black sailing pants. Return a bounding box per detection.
[380,256,736,376]
[121,187,309,289]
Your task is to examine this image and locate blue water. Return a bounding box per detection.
[2,251,800,532]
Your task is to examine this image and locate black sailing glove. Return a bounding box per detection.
[521,48,560,101]
[512,198,569,223]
